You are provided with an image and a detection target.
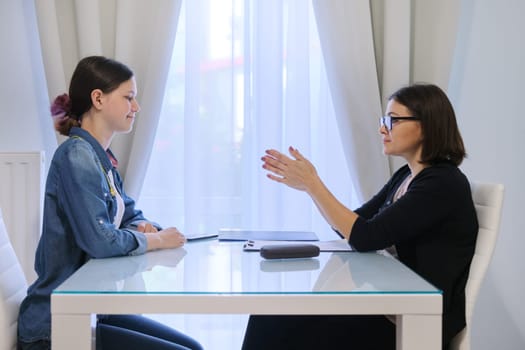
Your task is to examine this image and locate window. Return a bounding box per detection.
[138,0,356,238]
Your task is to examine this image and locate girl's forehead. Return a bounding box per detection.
[115,78,137,94]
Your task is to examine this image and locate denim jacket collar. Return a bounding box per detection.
[69,127,116,172]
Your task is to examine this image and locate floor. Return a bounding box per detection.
[147,314,249,350]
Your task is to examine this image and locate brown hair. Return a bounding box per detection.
[51,56,134,136]
[389,83,466,166]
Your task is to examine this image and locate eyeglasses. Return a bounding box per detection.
[380,116,421,131]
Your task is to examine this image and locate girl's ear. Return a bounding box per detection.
[91,89,104,110]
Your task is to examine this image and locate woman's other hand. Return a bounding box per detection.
[261,146,319,192]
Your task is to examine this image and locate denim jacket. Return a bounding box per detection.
[18,127,151,342]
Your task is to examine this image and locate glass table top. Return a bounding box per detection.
[54,240,440,295]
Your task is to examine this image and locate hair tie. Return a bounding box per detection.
[50,93,72,129]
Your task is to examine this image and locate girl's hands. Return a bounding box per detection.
[136,221,158,233]
[144,227,186,251]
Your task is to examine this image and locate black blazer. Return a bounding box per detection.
[350,162,478,346]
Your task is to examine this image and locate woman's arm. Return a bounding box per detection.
[349,165,464,251]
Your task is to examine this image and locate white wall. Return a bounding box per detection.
[0,0,56,170]
[412,1,525,346]
[411,0,461,88]
[448,0,525,348]
[413,0,525,348]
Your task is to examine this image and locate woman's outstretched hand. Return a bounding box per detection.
[262,146,357,239]
[261,146,319,192]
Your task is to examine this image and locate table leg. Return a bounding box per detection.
[396,314,441,350]
[52,313,93,350]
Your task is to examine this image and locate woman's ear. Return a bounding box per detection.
[91,89,104,110]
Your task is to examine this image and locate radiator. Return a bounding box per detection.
[0,152,45,284]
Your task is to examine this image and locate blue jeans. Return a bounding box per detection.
[96,315,203,350]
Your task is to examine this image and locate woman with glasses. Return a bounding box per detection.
[242,83,478,350]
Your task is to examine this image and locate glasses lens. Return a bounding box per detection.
[380,116,391,130]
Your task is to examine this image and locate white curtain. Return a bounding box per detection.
[375,0,413,172]
[138,0,357,238]
[312,0,391,200]
[34,0,183,198]
[139,4,355,342]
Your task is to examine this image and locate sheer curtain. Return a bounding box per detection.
[312,0,391,200]
[138,0,357,239]
[34,0,182,197]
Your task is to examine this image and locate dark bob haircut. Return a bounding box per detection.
[389,83,466,166]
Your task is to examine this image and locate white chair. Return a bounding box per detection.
[449,182,504,350]
[0,208,28,350]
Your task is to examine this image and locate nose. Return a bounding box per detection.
[133,99,141,113]
[379,123,388,135]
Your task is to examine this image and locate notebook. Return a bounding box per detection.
[218,229,319,242]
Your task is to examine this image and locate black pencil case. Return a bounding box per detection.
[260,244,320,259]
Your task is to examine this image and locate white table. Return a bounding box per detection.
[51,240,442,349]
